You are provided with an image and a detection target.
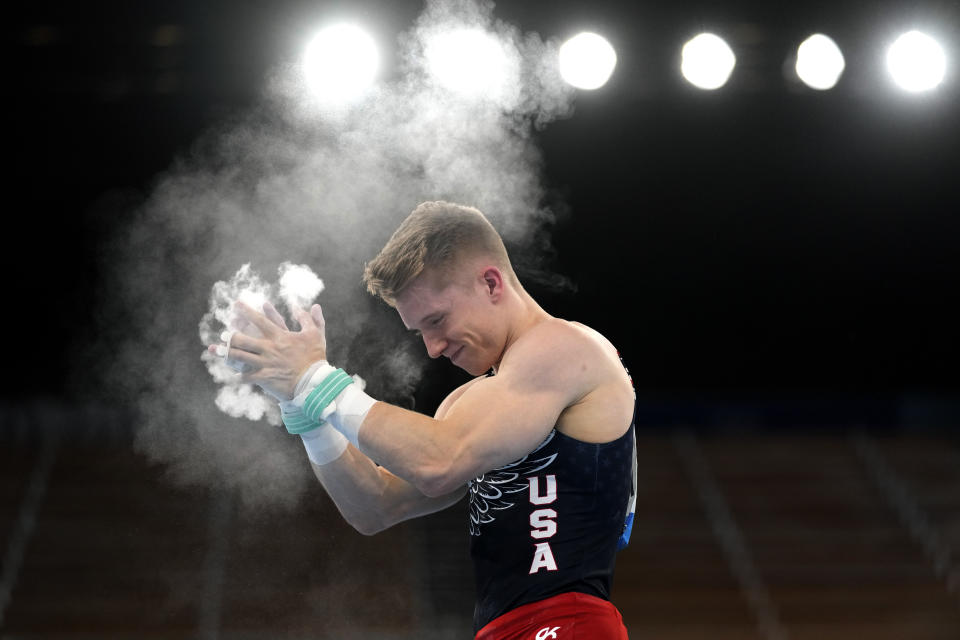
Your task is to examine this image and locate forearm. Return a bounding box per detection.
[289,418,418,534]
[309,442,395,535]
[278,369,407,534]
[291,402,461,533]
[357,401,464,497]
[292,363,492,497]
[290,364,465,496]
[214,309,465,525]
[310,440,464,535]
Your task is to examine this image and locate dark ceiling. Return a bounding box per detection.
[7,1,960,404]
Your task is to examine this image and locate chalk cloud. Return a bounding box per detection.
[86,0,579,509]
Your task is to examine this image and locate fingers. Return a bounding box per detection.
[311,304,325,330]
[262,301,288,330]
[208,329,263,373]
[238,367,267,386]
[208,340,265,369]
[234,300,277,336]
[291,304,318,333]
[211,329,265,368]
[223,330,265,355]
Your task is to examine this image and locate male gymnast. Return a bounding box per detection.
[211,201,636,639]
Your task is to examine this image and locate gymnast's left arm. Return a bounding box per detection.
[221,302,590,499]
[355,342,582,497]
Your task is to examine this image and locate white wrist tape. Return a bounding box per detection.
[277,361,359,463]
[326,384,377,449]
[279,362,337,435]
[290,361,339,409]
[299,423,349,465]
[291,364,377,449]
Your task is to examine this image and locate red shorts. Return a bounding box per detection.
[474,592,629,640]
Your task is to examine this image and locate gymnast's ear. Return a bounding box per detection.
[480,266,505,301]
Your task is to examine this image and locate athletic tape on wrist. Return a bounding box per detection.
[291,362,338,407]
[287,364,377,449]
[300,423,349,465]
[281,408,323,435]
[302,369,355,423]
[325,383,377,448]
[280,362,350,437]
[293,361,336,400]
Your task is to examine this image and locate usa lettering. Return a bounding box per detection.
[528,474,558,574]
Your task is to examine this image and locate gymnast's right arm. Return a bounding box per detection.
[301,381,470,536]
[310,444,465,535]
[219,301,465,535]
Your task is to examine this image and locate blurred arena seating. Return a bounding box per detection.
[1,401,958,639]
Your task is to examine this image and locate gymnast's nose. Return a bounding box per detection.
[423,333,447,359]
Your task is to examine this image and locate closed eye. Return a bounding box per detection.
[409,314,444,338]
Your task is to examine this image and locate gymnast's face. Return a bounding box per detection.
[395,263,506,376]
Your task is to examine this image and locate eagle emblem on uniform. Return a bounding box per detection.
[468,430,557,536]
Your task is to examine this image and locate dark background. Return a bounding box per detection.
[6,0,959,423]
[2,4,960,639]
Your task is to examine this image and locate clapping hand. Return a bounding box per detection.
[209,301,328,401]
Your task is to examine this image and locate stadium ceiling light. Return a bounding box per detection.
[422,27,518,100]
[795,33,845,90]
[681,33,736,90]
[887,30,947,92]
[303,23,380,103]
[558,32,618,90]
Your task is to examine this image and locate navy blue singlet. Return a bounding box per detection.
[467,399,637,631]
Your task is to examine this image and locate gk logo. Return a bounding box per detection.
[535,626,560,640]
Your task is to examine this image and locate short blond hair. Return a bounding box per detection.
[363,201,516,306]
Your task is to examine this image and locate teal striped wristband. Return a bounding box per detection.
[282,410,324,435]
[302,369,355,423]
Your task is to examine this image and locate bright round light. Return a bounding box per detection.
[887,30,947,92]
[423,27,518,100]
[796,33,845,90]
[303,24,379,103]
[681,33,736,90]
[558,32,618,90]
